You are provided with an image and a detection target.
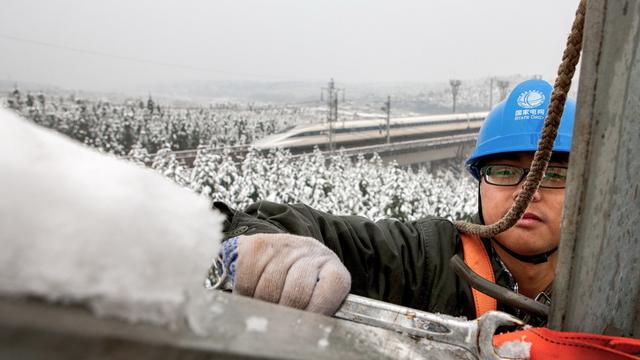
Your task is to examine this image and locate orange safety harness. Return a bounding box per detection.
[460,233,640,359]
[460,233,497,317]
[494,328,640,360]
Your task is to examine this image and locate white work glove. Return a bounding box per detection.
[230,233,351,316]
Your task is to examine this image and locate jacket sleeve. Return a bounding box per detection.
[213,200,473,316]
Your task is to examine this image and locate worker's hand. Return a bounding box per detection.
[230,233,351,315]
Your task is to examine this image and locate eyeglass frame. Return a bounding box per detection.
[479,164,569,189]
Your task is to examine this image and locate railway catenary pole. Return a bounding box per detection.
[321,78,344,154]
[449,79,461,113]
[332,94,338,153]
[488,76,495,109]
[321,79,335,153]
[381,96,391,144]
[496,80,510,101]
[327,79,334,152]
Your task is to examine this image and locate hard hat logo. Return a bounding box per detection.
[465,79,576,180]
[517,90,546,109]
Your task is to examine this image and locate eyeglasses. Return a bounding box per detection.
[480,164,568,189]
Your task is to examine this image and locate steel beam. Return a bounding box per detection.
[0,293,474,360]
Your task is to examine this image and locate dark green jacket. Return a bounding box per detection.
[214,200,519,321]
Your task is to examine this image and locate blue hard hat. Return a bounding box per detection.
[466,79,576,180]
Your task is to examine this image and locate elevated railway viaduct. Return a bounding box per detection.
[166,112,487,167]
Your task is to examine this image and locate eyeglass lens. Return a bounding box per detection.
[482,165,567,188]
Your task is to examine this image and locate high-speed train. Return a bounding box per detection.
[253,111,488,153]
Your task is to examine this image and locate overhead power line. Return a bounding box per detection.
[0,33,316,81]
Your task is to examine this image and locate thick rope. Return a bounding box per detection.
[454,0,586,237]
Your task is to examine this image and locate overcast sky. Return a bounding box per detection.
[1,0,580,91]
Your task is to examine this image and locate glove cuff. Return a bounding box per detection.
[221,236,239,284]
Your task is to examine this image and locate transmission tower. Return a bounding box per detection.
[320,79,344,153]
[449,79,462,113]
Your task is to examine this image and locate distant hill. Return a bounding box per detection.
[1,74,572,115]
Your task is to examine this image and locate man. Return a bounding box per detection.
[213,79,575,324]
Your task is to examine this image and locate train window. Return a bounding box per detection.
[289,117,480,138]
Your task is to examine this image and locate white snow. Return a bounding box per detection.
[245,316,269,332]
[0,107,224,328]
[317,338,330,348]
[209,303,225,316]
[5,92,480,223]
[317,325,332,349]
[495,338,532,359]
[184,147,478,223]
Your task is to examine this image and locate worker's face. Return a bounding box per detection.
[480,152,567,256]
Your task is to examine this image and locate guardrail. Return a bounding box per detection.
[133,133,478,167]
[334,133,478,157]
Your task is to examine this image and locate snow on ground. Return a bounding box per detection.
[4,92,313,156]
[0,107,224,327]
[3,92,479,223]
[177,148,478,222]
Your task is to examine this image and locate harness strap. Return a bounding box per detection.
[494,327,640,360]
[460,233,497,317]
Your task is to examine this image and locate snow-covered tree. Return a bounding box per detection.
[152,143,188,186]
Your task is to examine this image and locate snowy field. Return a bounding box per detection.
[144,147,478,222]
[3,92,478,221]
[4,90,317,155]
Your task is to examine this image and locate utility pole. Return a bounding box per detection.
[496,80,510,101]
[449,79,461,113]
[550,0,640,337]
[332,93,338,152]
[381,96,391,144]
[320,79,345,154]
